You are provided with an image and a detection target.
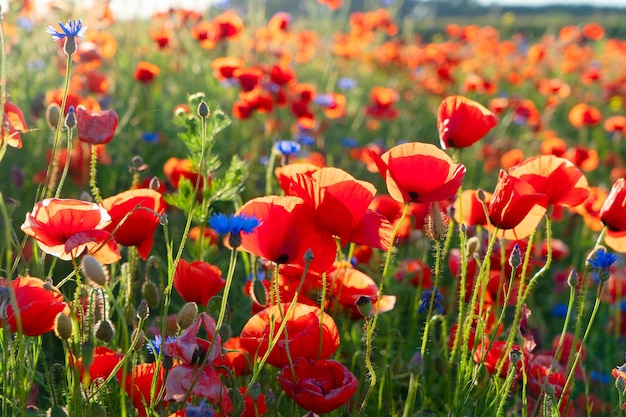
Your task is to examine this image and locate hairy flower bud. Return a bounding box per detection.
[509,244,522,269]
[132,328,146,352]
[81,255,108,286]
[424,202,448,241]
[94,319,115,343]
[567,269,579,288]
[136,299,150,320]
[177,302,198,330]
[64,106,76,129]
[197,101,210,118]
[46,103,62,130]
[407,351,424,375]
[54,313,73,340]
[141,280,160,309]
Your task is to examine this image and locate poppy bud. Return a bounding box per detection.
[54,313,73,340]
[616,376,625,392]
[567,269,579,288]
[304,249,314,262]
[251,278,267,307]
[477,189,487,202]
[424,203,448,241]
[136,299,150,320]
[219,323,232,341]
[466,236,480,257]
[46,103,62,130]
[177,302,198,330]
[131,328,146,352]
[94,319,115,343]
[141,280,160,309]
[355,296,373,318]
[81,255,108,286]
[407,351,424,375]
[64,106,76,129]
[508,244,522,269]
[197,101,210,118]
[149,176,161,191]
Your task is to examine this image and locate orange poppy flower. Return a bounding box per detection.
[541,136,567,157]
[213,10,244,40]
[605,116,626,135]
[474,340,522,378]
[509,155,590,209]
[488,170,548,240]
[46,89,101,115]
[124,363,166,417]
[0,276,68,336]
[163,157,203,189]
[150,29,172,49]
[279,358,357,413]
[134,61,160,84]
[370,142,466,204]
[571,186,608,232]
[76,106,118,144]
[220,337,251,376]
[365,86,399,120]
[269,63,296,86]
[437,95,498,149]
[568,103,601,128]
[500,149,524,170]
[285,167,394,250]
[237,196,337,273]
[239,303,340,368]
[21,198,121,264]
[101,189,166,260]
[236,387,268,417]
[600,179,626,252]
[173,259,225,306]
[564,146,599,172]
[233,67,264,92]
[321,92,346,119]
[2,100,28,148]
[268,11,292,33]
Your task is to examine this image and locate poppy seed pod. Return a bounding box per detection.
[46,103,62,130]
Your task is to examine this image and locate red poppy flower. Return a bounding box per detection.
[437,95,498,149]
[221,337,251,376]
[173,259,225,306]
[509,155,590,209]
[370,142,466,204]
[124,363,166,417]
[365,86,399,120]
[76,106,118,144]
[239,303,340,368]
[101,189,166,260]
[453,189,492,227]
[582,22,605,40]
[237,196,337,273]
[368,195,413,241]
[395,259,433,287]
[20,198,121,264]
[134,61,160,84]
[285,167,393,250]
[279,358,357,413]
[211,57,244,81]
[473,340,522,378]
[150,29,172,49]
[75,346,124,383]
[163,157,203,189]
[0,276,68,336]
[164,365,233,413]
[274,163,320,194]
[2,100,28,148]
[329,263,396,319]
[600,178,626,252]
[488,170,548,240]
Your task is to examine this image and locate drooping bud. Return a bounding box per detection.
[54,313,73,340]
[251,278,267,307]
[567,269,579,288]
[177,302,198,330]
[81,255,108,286]
[149,176,161,191]
[46,103,62,130]
[355,295,373,318]
[94,319,115,343]
[141,280,160,309]
[616,375,626,392]
[131,328,146,352]
[466,236,480,257]
[219,323,232,341]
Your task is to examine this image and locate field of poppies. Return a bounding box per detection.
[3,0,626,416]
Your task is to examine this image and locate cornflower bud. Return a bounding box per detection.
[509,243,522,269]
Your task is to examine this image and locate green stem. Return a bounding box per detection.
[89,144,102,203]
[54,126,74,198]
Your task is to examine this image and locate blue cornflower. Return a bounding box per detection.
[418,287,443,315]
[587,247,619,269]
[185,401,215,417]
[146,335,176,355]
[551,303,569,318]
[313,94,336,108]
[337,77,357,91]
[297,133,315,146]
[340,137,358,148]
[210,213,261,235]
[46,19,87,41]
[274,140,301,157]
